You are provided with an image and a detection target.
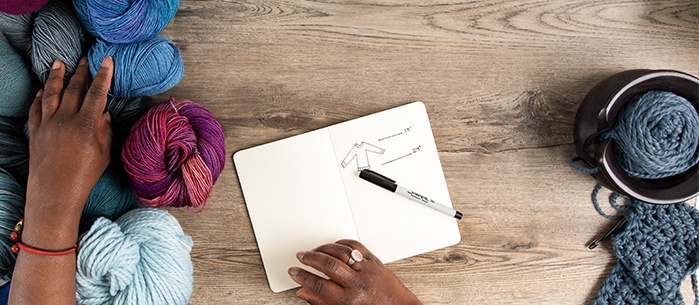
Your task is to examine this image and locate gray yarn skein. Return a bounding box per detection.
[0,2,84,84]
[0,12,34,55]
[31,1,84,84]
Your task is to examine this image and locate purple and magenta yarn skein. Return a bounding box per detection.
[121,98,225,210]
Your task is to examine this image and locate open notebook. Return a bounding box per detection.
[233,102,461,292]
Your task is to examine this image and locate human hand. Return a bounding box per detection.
[10,56,114,305]
[288,239,422,305]
[23,56,114,247]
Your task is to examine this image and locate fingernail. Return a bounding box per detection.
[288,268,299,277]
[105,111,112,123]
[51,60,61,70]
[78,57,88,66]
[35,89,43,98]
[296,251,305,261]
[101,56,112,68]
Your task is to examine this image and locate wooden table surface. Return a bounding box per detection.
[151,0,699,304]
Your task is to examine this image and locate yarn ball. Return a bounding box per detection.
[88,36,184,98]
[0,117,28,184]
[0,2,85,84]
[122,98,225,210]
[0,0,48,15]
[0,167,25,281]
[106,96,150,147]
[31,1,85,84]
[80,167,139,234]
[603,90,699,179]
[0,37,33,117]
[73,0,179,43]
[0,12,34,54]
[76,208,193,305]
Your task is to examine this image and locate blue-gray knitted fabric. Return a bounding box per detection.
[592,200,699,305]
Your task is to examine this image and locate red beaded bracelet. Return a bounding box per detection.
[9,219,78,256]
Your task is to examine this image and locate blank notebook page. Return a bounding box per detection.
[234,129,359,293]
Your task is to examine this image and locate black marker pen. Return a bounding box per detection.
[359,169,462,220]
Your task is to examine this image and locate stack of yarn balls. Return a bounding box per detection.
[0,1,226,304]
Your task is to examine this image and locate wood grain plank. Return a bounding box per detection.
[149,0,699,303]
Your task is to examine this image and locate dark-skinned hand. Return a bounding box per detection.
[10,56,114,305]
[288,239,423,305]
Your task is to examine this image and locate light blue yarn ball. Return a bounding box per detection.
[76,208,193,305]
[0,167,25,281]
[0,36,33,117]
[73,0,179,43]
[88,37,184,98]
[80,167,139,234]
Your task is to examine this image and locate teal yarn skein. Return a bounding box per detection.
[88,36,184,98]
[73,0,179,43]
[0,167,25,281]
[0,37,33,117]
[0,117,28,184]
[76,208,193,305]
[80,168,139,234]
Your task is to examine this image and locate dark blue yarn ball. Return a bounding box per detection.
[0,117,28,184]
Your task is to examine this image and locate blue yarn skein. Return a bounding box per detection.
[0,117,28,184]
[73,0,179,43]
[76,208,193,305]
[88,37,184,98]
[0,167,25,281]
[0,37,33,118]
[602,90,699,179]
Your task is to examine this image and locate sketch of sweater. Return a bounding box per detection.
[341,142,385,170]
